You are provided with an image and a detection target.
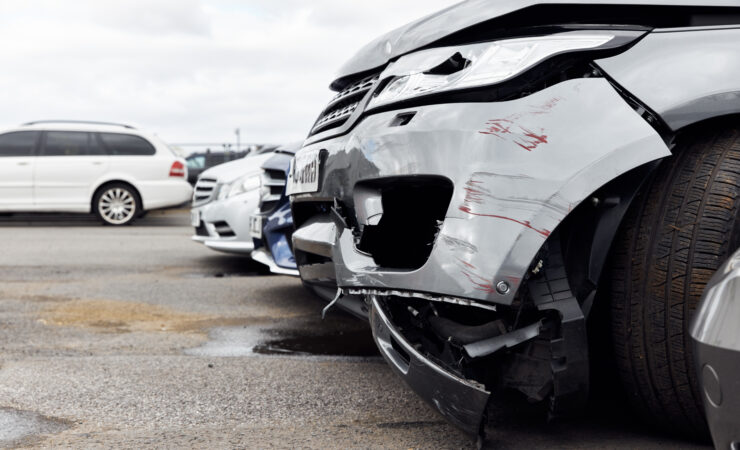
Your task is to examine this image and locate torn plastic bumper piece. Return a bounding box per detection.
[251,247,300,276]
[370,294,490,435]
[463,320,542,359]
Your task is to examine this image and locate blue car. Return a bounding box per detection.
[249,142,300,276]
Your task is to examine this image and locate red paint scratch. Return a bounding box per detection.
[534,97,562,113]
[462,178,491,205]
[461,269,495,294]
[456,257,477,270]
[463,186,485,204]
[459,205,551,238]
[514,127,548,151]
[478,97,560,151]
[478,118,513,138]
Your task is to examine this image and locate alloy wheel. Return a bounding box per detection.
[98,187,136,225]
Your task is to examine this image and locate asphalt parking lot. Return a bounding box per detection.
[0,210,713,449]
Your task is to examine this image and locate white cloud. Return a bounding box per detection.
[0,0,459,147]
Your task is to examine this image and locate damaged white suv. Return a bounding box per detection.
[289,0,740,445]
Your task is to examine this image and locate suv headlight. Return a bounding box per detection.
[218,173,262,200]
[367,31,617,110]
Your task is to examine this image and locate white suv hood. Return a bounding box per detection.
[333,0,740,89]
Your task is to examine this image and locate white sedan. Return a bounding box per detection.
[190,149,277,254]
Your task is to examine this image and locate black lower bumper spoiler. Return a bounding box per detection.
[370,296,490,436]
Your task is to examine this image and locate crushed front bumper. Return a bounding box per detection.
[370,295,490,435]
[291,77,671,435]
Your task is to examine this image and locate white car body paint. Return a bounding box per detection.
[0,122,192,213]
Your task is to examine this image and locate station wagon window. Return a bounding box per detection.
[0,131,39,157]
[42,131,91,156]
[99,133,155,156]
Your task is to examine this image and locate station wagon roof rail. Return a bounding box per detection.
[22,120,136,129]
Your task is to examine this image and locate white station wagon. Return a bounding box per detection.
[0,120,192,225]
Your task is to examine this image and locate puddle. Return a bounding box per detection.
[186,326,379,358]
[253,329,379,356]
[0,407,70,447]
[180,270,267,279]
[184,327,262,357]
[182,255,272,279]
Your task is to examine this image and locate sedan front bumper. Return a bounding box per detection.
[191,190,260,255]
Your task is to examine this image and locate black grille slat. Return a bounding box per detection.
[195,222,209,237]
[212,221,235,238]
[193,177,218,206]
[258,169,287,214]
[309,73,380,136]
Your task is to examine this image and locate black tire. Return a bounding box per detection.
[93,183,141,226]
[610,123,740,438]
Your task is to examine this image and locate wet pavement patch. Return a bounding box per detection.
[375,420,447,429]
[253,329,379,356]
[180,270,267,278]
[0,407,70,447]
[181,255,272,278]
[186,325,379,358]
[184,326,263,357]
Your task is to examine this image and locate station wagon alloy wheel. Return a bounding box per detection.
[96,185,138,225]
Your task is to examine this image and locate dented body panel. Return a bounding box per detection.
[597,27,740,130]
[292,78,670,305]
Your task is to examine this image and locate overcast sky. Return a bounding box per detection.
[0,0,459,149]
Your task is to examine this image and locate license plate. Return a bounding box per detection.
[190,210,201,227]
[286,148,320,195]
[249,215,263,239]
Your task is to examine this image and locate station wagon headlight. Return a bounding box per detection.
[367,32,616,110]
[219,174,262,200]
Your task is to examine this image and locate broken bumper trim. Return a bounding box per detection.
[251,248,300,276]
[370,295,490,436]
[202,239,254,254]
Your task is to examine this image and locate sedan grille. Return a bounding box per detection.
[309,73,380,136]
[193,177,218,206]
[259,168,287,214]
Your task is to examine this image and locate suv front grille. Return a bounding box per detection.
[309,73,380,136]
[193,177,218,206]
[259,168,287,214]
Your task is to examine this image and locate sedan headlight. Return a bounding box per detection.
[218,173,262,200]
[367,32,615,110]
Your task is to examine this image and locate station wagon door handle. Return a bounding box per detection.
[16,161,29,166]
[92,161,104,165]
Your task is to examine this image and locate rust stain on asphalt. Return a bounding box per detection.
[41,299,265,334]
